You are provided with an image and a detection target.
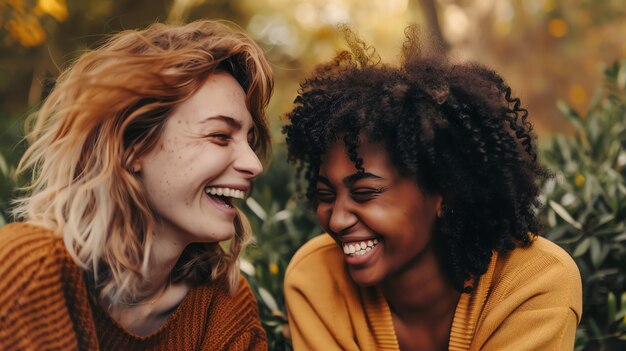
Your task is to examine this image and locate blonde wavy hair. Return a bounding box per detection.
[12,20,273,303]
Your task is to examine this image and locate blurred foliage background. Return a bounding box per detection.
[1,0,625,350]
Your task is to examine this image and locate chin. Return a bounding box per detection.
[192,224,236,243]
[349,269,382,288]
[208,230,236,243]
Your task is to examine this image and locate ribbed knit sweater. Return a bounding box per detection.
[0,222,267,351]
[285,234,582,351]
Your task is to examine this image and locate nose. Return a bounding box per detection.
[326,195,358,235]
[233,143,263,179]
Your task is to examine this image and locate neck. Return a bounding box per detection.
[138,222,191,295]
[381,249,460,324]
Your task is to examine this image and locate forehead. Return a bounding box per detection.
[171,72,254,128]
[319,141,395,175]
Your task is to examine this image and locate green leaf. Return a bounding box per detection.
[573,237,591,257]
[617,61,626,90]
[589,237,609,268]
[557,101,585,131]
[608,292,617,324]
[612,232,626,242]
[555,136,572,163]
[258,287,279,312]
[549,200,583,230]
[0,153,7,175]
[588,318,604,339]
[592,214,616,230]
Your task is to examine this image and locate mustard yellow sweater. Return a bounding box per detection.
[285,234,582,351]
[0,222,267,350]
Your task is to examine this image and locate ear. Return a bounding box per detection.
[131,158,142,173]
[128,144,142,173]
[436,196,443,218]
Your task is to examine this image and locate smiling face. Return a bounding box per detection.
[316,141,442,287]
[138,72,262,245]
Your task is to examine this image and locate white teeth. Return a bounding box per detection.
[204,187,245,199]
[342,239,381,257]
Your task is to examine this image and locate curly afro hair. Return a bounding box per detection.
[282,26,550,291]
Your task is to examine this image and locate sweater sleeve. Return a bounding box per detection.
[0,223,81,351]
[474,238,582,351]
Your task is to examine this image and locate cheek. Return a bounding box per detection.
[360,202,411,227]
[316,205,329,227]
[361,201,436,240]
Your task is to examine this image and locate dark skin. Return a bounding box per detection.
[384,247,460,351]
[317,141,459,350]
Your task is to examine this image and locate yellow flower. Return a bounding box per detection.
[35,0,68,22]
[6,15,46,47]
[574,173,585,187]
[269,263,279,275]
[548,18,568,38]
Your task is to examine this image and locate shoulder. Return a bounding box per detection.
[0,222,65,271]
[0,223,68,317]
[493,236,582,317]
[505,236,581,282]
[285,233,343,279]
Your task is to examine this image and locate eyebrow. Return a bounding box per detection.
[317,172,383,187]
[200,115,243,130]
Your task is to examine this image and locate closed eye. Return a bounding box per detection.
[351,188,385,202]
[207,133,232,146]
[316,189,335,203]
[247,130,258,150]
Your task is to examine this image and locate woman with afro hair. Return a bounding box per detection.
[283,26,582,351]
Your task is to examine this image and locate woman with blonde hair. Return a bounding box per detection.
[0,20,272,350]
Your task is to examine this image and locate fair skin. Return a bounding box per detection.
[316,141,460,351]
[106,72,263,336]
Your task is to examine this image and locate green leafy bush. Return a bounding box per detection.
[241,146,320,350]
[0,152,21,226]
[0,114,25,225]
[539,59,626,350]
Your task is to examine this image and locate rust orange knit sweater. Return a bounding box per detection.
[0,222,267,351]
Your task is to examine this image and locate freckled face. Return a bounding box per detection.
[316,142,441,287]
[139,72,263,245]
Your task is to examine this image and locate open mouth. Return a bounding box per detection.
[342,239,380,257]
[204,187,246,208]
